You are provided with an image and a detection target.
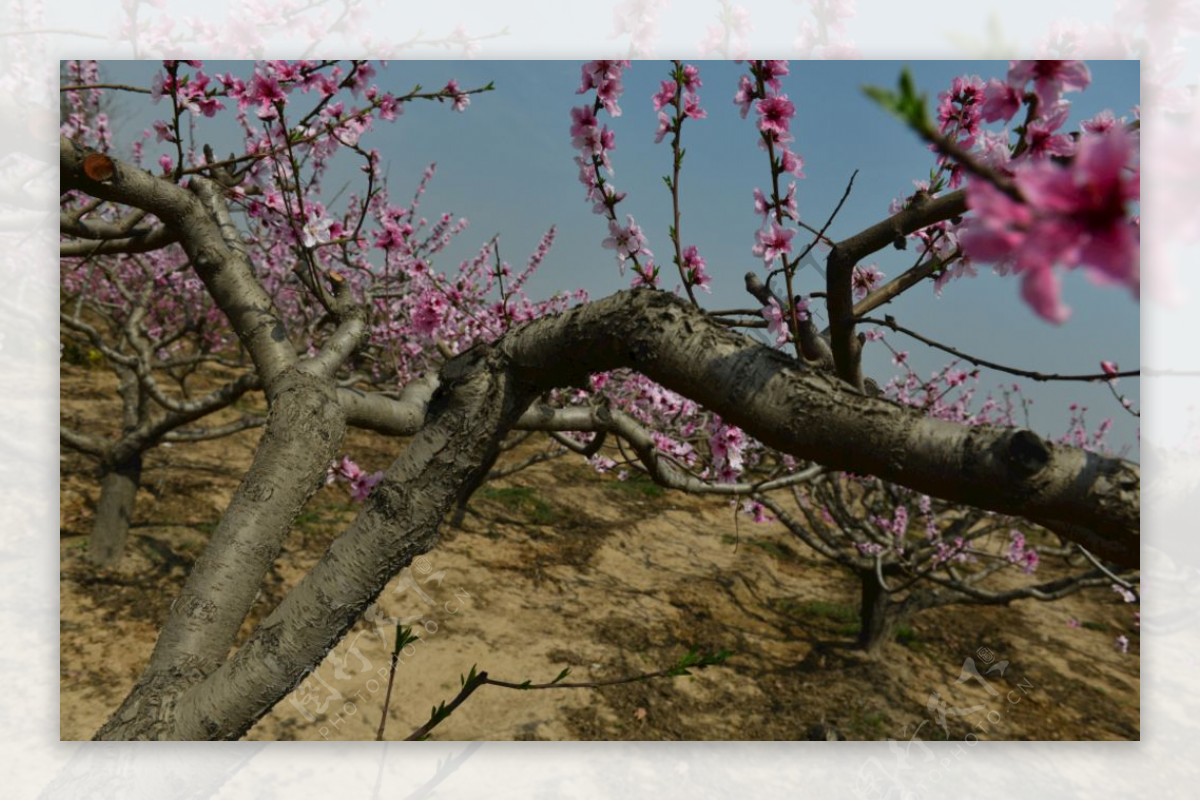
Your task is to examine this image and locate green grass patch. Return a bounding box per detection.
[480,486,560,524]
[798,599,859,624]
[771,597,861,634]
[1081,620,1110,633]
[604,472,666,499]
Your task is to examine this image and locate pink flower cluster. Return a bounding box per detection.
[736,61,807,299]
[570,60,658,287]
[761,295,809,347]
[708,417,747,483]
[652,63,706,143]
[851,264,884,300]
[327,456,384,502]
[1006,530,1040,573]
[735,61,804,179]
[925,60,1140,324]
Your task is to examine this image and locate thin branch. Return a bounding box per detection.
[60,82,152,94]
[786,169,858,283]
[404,649,730,741]
[859,315,1139,382]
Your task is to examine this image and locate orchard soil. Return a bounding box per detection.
[60,363,1139,741]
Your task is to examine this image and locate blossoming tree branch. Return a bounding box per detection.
[59,58,1138,739]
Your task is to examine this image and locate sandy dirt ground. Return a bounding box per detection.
[60,363,1139,741]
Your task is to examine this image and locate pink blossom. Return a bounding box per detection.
[761,297,789,346]
[741,500,772,524]
[852,264,884,300]
[653,112,672,144]
[349,471,383,502]
[1006,529,1040,574]
[778,148,805,178]
[652,79,677,111]
[411,293,447,336]
[781,182,798,219]
[757,60,789,90]
[603,215,649,263]
[301,216,332,249]
[1082,110,1119,134]
[734,74,756,118]
[981,78,1022,123]
[569,105,599,142]
[247,72,287,119]
[752,223,794,264]
[152,120,176,143]
[443,80,470,112]
[1022,102,1075,159]
[753,187,770,219]
[349,62,377,97]
[683,94,707,120]
[976,129,1013,170]
[328,456,384,501]
[1007,60,1092,114]
[1101,360,1120,377]
[374,223,408,251]
[680,245,711,292]
[370,92,399,122]
[1115,634,1129,654]
[578,60,629,116]
[578,124,616,162]
[856,542,884,557]
[937,75,986,145]
[708,420,746,479]
[630,263,660,288]
[756,94,795,139]
[680,64,702,93]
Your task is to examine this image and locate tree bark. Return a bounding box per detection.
[499,290,1139,568]
[96,345,535,739]
[87,453,142,569]
[854,568,927,655]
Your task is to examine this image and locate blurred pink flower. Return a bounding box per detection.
[1008,60,1092,113]
[960,126,1139,323]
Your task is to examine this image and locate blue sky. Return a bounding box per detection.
[97,59,1141,456]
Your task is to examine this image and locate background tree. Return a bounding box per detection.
[59,58,1139,740]
[59,60,572,566]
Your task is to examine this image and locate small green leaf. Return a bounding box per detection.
[393,624,415,657]
[551,667,571,684]
[864,68,931,133]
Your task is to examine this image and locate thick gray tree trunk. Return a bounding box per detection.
[87,453,142,569]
